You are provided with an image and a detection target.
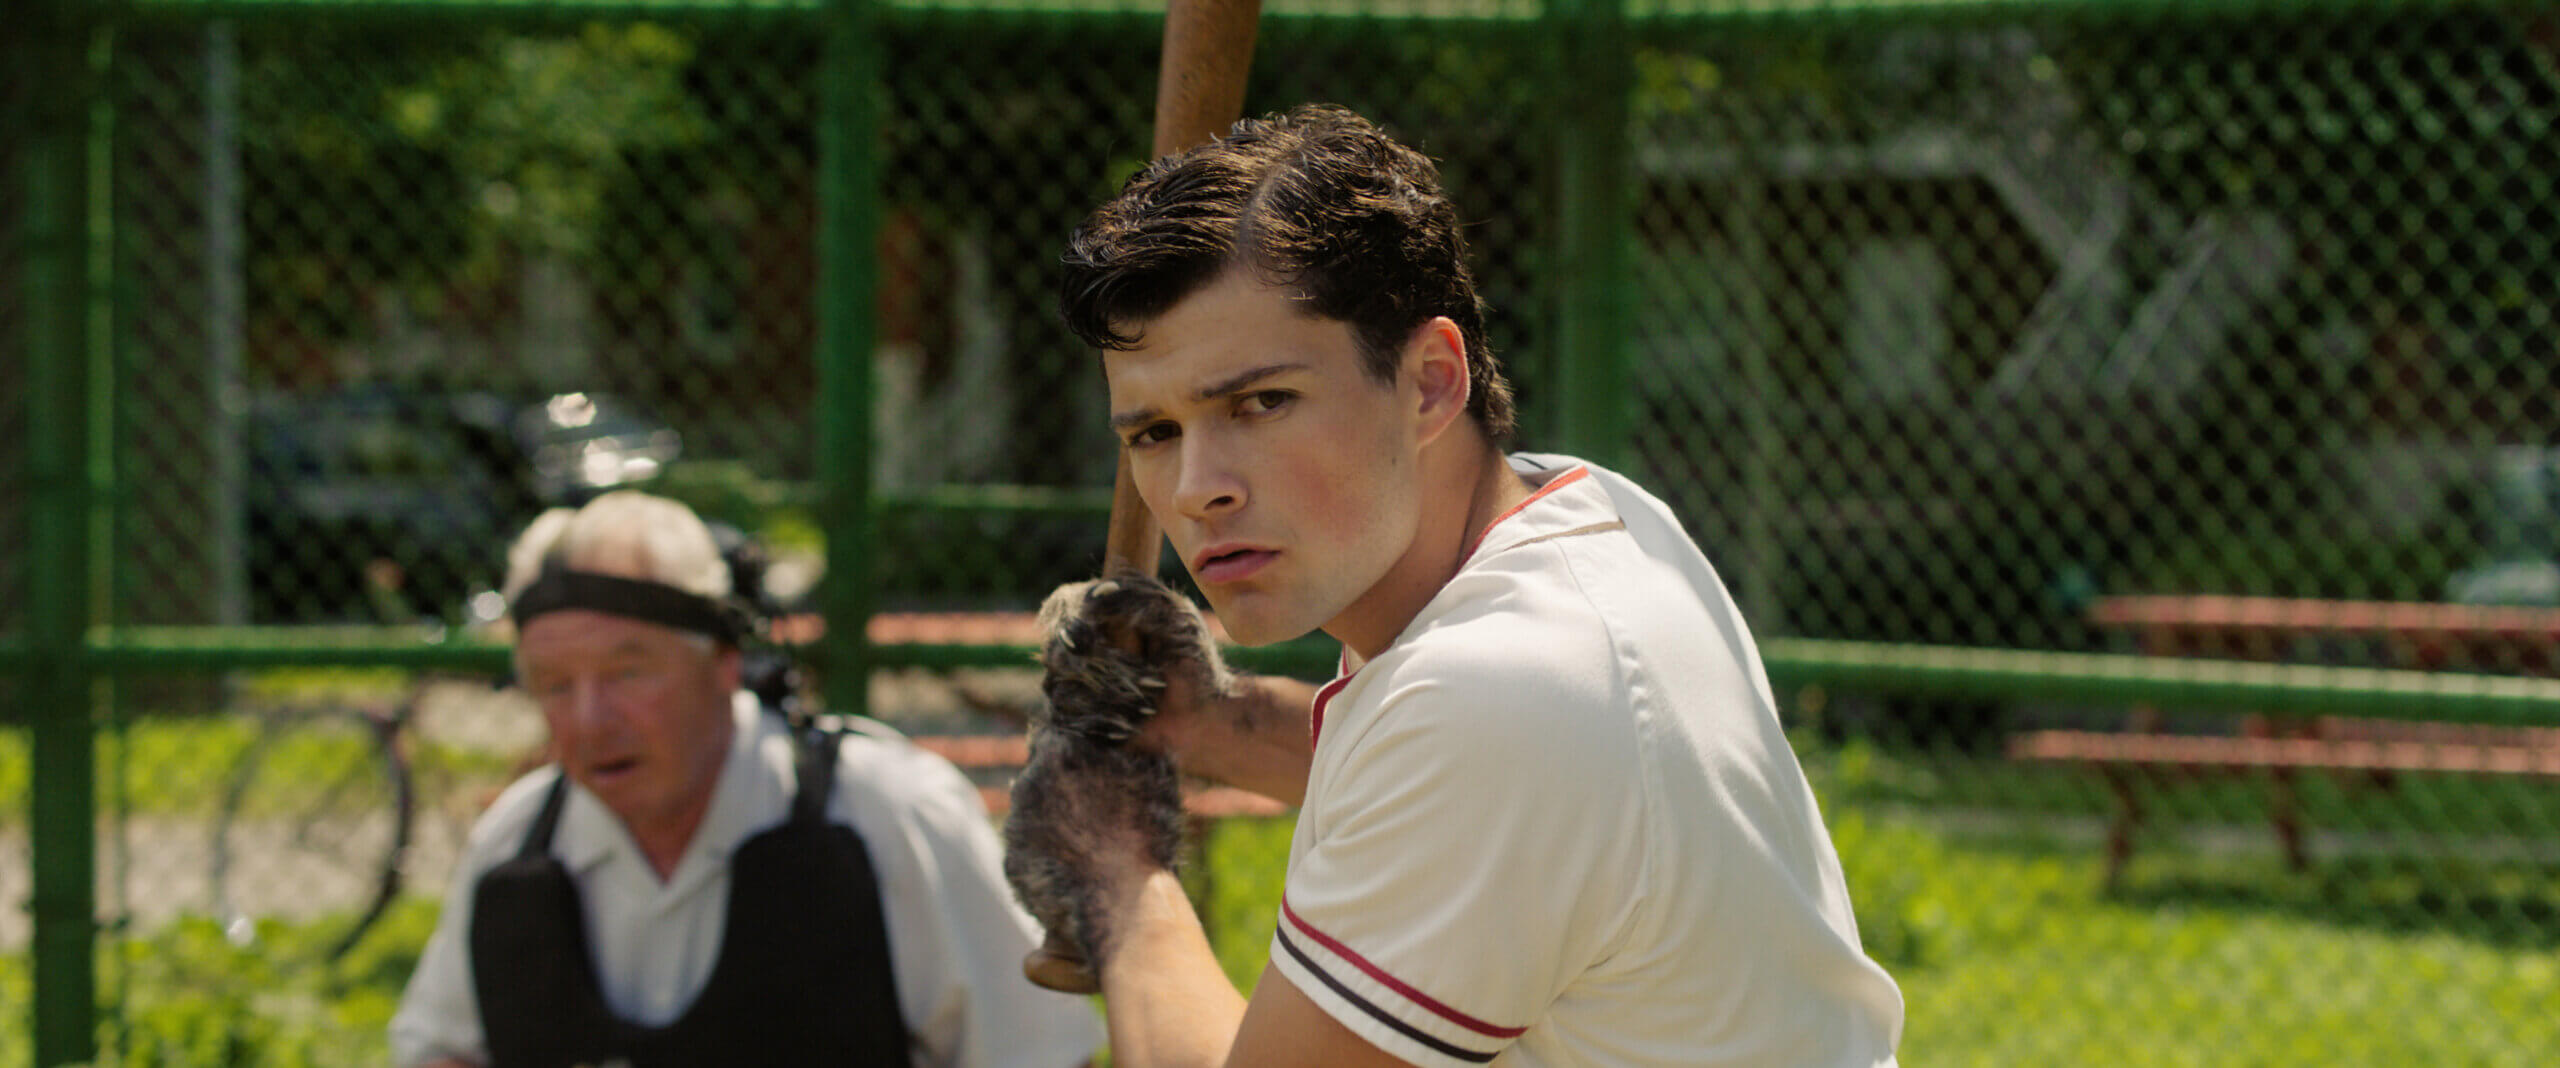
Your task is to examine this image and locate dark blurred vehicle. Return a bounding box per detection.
[245,386,680,623]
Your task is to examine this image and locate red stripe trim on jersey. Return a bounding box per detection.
[1461,465,1590,564]
[1274,926,1502,1062]
[1308,670,1353,750]
[1279,897,1530,1040]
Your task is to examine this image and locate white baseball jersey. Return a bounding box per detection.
[1270,454,1903,1066]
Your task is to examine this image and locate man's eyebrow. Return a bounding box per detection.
[1108,362,1307,432]
[593,638,658,662]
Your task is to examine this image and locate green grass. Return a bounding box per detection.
[7,732,2557,1065]
[1833,814,2557,1065]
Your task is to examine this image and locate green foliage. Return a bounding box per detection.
[0,729,25,820]
[0,899,441,1068]
[1,700,512,829]
[0,953,28,1065]
[110,919,307,1067]
[648,459,819,549]
[231,669,414,705]
[1633,47,1725,122]
[103,903,440,1067]
[233,20,707,365]
[1828,809,1961,969]
[1194,818,1294,993]
[2125,520,2470,602]
[0,719,263,828]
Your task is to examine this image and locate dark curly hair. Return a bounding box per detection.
[1060,104,1517,443]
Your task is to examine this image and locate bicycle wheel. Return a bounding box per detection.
[210,701,415,968]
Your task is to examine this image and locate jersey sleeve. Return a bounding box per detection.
[1270,645,1647,1066]
[834,740,1103,1068]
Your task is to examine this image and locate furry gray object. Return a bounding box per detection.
[1002,574,1234,961]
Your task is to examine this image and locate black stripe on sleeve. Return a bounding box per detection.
[1273,927,1502,1064]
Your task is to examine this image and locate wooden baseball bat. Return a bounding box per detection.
[1022,0,1263,996]
[1101,0,1265,579]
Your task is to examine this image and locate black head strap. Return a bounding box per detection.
[509,565,750,644]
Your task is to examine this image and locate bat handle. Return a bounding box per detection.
[1023,931,1102,994]
[1152,0,1263,158]
[1103,450,1162,578]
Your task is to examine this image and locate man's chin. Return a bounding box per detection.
[1200,600,1317,648]
[1221,625,1312,648]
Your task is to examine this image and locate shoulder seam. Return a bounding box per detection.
[1545,528,1659,968]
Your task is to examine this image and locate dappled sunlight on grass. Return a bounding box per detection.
[1804,736,2560,1064]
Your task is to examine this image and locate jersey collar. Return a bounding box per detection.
[1459,461,1611,568]
[1316,459,1615,748]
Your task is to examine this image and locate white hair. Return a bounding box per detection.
[502,490,733,604]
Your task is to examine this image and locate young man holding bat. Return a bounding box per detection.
[1003,104,1904,1066]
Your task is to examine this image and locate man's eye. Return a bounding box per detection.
[1242,390,1294,415]
[1127,422,1178,448]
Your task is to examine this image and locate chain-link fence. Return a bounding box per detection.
[7,0,2559,1063]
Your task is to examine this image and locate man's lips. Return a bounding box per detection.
[1192,546,1276,584]
[585,755,642,782]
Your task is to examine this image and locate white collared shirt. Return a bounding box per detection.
[391,693,1101,1067]
[1270,454,1904,1066]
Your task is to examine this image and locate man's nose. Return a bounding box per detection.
[563,679,617,732]
[1171,435,1245,519]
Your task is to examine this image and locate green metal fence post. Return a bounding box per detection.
[1730,149,1784,632]
[23,3,109,1063]
[816,0,885,720]
[1544,0,1634,470]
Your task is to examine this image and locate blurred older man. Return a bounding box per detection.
[392,490,1098,1067]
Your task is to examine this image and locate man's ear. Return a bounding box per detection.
[715,645,746,693]
[1407,316,1471,446]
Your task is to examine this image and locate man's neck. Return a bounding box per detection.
[1332,441,1531,667]
[1457,445,1537,560]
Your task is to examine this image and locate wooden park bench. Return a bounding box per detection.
[2006,595,2560,885]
